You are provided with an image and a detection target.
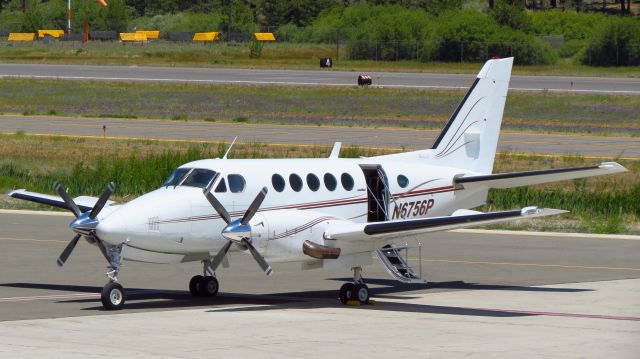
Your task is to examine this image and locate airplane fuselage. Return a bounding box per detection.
[96,157,486,265]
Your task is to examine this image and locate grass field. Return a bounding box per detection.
[1,79,638,136]
[1,133,637,234]
[1,41,639,77]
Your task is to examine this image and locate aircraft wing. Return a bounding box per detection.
[455,162,627,189]
[323,207,565,242]
[6,189,115,212]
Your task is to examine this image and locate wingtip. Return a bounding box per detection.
[599,161,628,173]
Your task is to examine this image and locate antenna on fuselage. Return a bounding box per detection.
[329,142,342,159]
[222,136,238,160]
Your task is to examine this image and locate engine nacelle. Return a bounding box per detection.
[250,209,350,263]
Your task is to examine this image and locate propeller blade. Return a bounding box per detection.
[57,234,82,267]
[89,182,115,219]
[54,182,81,218]
[204,191,232,225]
[241,187,268,225]
[243,239,273,276]
[208,241,233,273]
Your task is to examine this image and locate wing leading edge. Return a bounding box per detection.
[323,207,566,242]
[6,189,114,212]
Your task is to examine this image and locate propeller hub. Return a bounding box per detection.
[69,212,99,236]
[221,219,251,244]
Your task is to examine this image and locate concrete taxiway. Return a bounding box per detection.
[0,211,638,357]
[2,116,639,159]
[1,63,639,95]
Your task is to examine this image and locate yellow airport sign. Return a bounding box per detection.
[135,30,160,39]
[120,32,147,42]
[38,30,64,38]
[8,33,35,41]
[254,32,276,41]
[193,32,219,41]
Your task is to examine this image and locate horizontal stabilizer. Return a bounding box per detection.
[324,207,566,242]
[6,189,115,212]
[455,162,627,189]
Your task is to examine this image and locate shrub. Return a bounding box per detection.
[583,17,640,66]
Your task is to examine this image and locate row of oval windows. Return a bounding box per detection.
[271,173,410,193]
[213,173,410,193]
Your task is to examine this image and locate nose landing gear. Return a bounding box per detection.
[338,266,371,305]
[99,244,125,310]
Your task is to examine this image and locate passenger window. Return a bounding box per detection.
[215,178,227,193]
[397,174,409,188]
[324,173,337,191]
[228,174,246,193]
[307,174,320,192]
[272,174,285,192]
[341,173,354,191]
[289,174,303,192]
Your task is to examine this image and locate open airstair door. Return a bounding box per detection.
[360,165,390,222]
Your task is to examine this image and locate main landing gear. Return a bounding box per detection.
[189,258,221,298]
[100,244,125,310]
[338,266,371,305]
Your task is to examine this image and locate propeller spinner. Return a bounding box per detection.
[54,181,115,267]
[204,185,272,276]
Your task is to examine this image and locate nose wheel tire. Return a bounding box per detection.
[338,283,354,304]
[101,282,125,310]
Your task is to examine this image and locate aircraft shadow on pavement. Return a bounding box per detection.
[1,280,592,317]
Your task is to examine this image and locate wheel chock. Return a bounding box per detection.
[367,299,376,305]
[345,300,361,306]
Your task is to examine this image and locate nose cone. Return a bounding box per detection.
[221,220,251,243]
[95,207,128,245]
[69,213,99,236]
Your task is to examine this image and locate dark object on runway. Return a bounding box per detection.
[320,58,333,68]
[358,75,372,86]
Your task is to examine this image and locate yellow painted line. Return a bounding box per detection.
[422,258,640,272]
[0,236,66,244]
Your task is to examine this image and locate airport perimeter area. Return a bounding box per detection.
[0,211,638,358]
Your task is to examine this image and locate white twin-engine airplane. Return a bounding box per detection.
[8,57,627,310]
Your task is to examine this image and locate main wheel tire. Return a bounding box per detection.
[352,283,370,304]
[338,283,354,304]
[189,275,204,297]
[101,282,125,310]
[200,276,219,297]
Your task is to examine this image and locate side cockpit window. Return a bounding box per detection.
[163,168,218,189]
[228,174,246,193]
[182,169,218,188]
[162,168,191,187]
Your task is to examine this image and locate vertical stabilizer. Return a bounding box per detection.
[431,57,513,174]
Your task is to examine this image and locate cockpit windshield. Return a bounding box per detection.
[162,168,218,188]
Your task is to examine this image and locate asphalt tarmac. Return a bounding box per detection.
[2,115,639,159]
[1,211,638,322]
[1,63,639,95]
